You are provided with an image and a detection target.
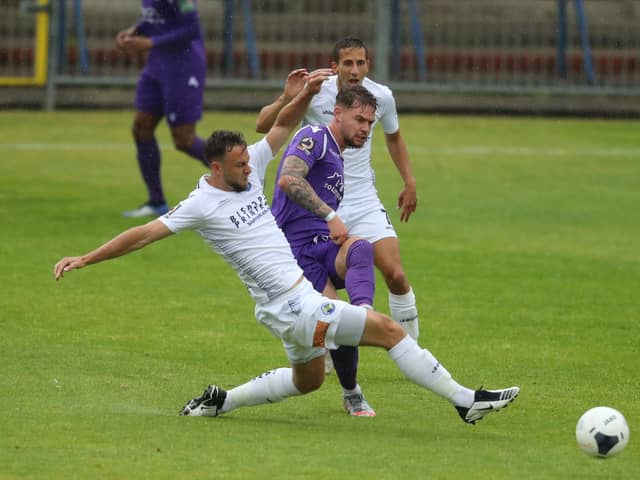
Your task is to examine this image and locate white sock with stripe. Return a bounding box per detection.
[389,288,420,340]
[220,368,301,414]
[388,335,474,407]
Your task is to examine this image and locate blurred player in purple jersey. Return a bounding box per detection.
[272,86,379,417]
[116,0,208,218]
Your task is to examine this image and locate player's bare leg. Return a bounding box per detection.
[373,237,420,339]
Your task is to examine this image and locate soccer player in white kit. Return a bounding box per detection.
[257,37,420,340]
[53,69,519,424]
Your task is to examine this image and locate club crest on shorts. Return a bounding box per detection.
[320,302,336,316]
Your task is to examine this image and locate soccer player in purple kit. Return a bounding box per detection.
[271,86,379,416]
[116,0,208,218]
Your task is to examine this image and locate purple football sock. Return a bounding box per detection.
[330,346,359,391]
[331,239,374,391]
[185,136,208,167]
[135,137,164,205]
[344,239,375,307]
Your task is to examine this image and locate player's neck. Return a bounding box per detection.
[328,123,345,152]
[206,174,234,192]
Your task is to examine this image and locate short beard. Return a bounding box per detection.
[344,137,366,149]
[229,181,248,192]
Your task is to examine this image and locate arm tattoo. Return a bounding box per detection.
[280,156,330,217]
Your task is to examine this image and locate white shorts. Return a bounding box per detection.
[254,278,367,365]
[338,198,397,244]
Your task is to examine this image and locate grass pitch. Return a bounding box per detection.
[0,110,638,479]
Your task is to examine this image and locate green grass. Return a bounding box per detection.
[0,111,638,479]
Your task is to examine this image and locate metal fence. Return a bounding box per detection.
[1,0,639,109]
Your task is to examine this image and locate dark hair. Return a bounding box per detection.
[332,36,368,63]
[335,85,377,112]
[204,130,246,164]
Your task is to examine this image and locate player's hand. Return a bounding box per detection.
[115,27,136,50]
[397,182,417,222]
[303,68,334,95]
[54,256,86,281]
[327,215,349,245]
[120,35,153,55]
[282,68,309,100]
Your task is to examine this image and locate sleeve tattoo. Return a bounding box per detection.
[280,156,328,216]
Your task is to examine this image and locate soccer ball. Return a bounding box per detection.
[576,406,630,458]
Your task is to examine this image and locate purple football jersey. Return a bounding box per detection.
[272,125,344,248]
[134,0,205,124]
[137,0,205,72]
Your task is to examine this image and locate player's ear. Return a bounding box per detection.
[333,104,343,120]
[330,61,338,74]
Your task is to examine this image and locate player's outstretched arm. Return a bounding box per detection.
[265,68,333,154]
[385,130,417,222]
[54,219,173,281]
[256,68,309,133]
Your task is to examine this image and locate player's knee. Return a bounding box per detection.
[382,264,408,291]
[346,238,373,268]
[173,136,192,153]
[367,311,406,348]
[132,122,154,142]
[294,375,324,394]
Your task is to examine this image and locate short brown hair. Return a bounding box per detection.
[335,85,377,113]
[332,36,368,63]
[204,131,246,164]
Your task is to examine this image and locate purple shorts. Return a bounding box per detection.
[292,238,345,293]
[135,67,204,126]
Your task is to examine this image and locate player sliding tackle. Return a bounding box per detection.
[53,70,519,424]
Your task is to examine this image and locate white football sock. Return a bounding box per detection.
[388,335,474,407]
[219,368,301,414]
[389,288,420,340]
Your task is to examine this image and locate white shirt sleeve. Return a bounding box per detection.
[377,85,400,135]
[158,192,204,234]
[248,137,276,184]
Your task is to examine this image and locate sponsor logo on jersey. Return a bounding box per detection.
[229,194,270,228]
[296,137,314,155]
[323,172,343,202]
[188,76,199,88]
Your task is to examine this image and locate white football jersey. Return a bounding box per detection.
[159,137,304,304]
[303,75,400,209]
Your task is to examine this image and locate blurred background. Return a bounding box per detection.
[1,0,639,115]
